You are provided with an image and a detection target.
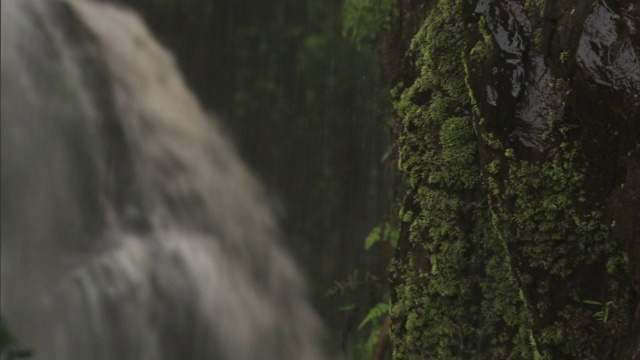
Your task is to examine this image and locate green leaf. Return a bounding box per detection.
[358,302,390,330]
[364,222,399,250]
[338,304,356,312]
[383,223,399,248]
[582,300,603,306]
[364,225,382,250]
[380,146,392,163]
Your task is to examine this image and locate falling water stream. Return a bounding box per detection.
[0,0,325,359]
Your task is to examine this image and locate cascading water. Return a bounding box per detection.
[0,0,326,359]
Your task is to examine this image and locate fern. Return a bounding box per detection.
[355,325,381,359]
[364,222,399,249]
[342,0,393,50]
[582,299,615,324]
[364,225,383,249]
[358,302,390,330]
[324,270,380,297]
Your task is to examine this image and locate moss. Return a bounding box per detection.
[390,0,533,358]
[390,0,634,358]
[480,119,630,358]
[524,0,546,18]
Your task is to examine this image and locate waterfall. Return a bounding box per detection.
[0,0,325,359]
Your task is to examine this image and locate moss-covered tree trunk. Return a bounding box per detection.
[389,0,639,358]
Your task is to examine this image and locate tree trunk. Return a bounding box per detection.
[389,0,639,358]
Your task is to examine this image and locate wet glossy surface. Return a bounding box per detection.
[474,0,553,151]
[474,0,639,151]
[577,1,640,95]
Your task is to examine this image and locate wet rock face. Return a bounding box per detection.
[470,0,640,153]
[391,0,639,358]
[473,0,556,152]
[577,1,640,94]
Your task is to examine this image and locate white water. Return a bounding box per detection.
[0,0,325,359]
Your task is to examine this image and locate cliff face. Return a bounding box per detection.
[390,0,639,358]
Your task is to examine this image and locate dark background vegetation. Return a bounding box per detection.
[115,0,397,356]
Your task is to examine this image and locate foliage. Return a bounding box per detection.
[128,0,394,352]
[358,302,390,330]
[354,324,383,359]
[365,222,399,250]
[582,300,617,324]
[325,270,381,298]
[326,220,399,359]
[342,0,394,50]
